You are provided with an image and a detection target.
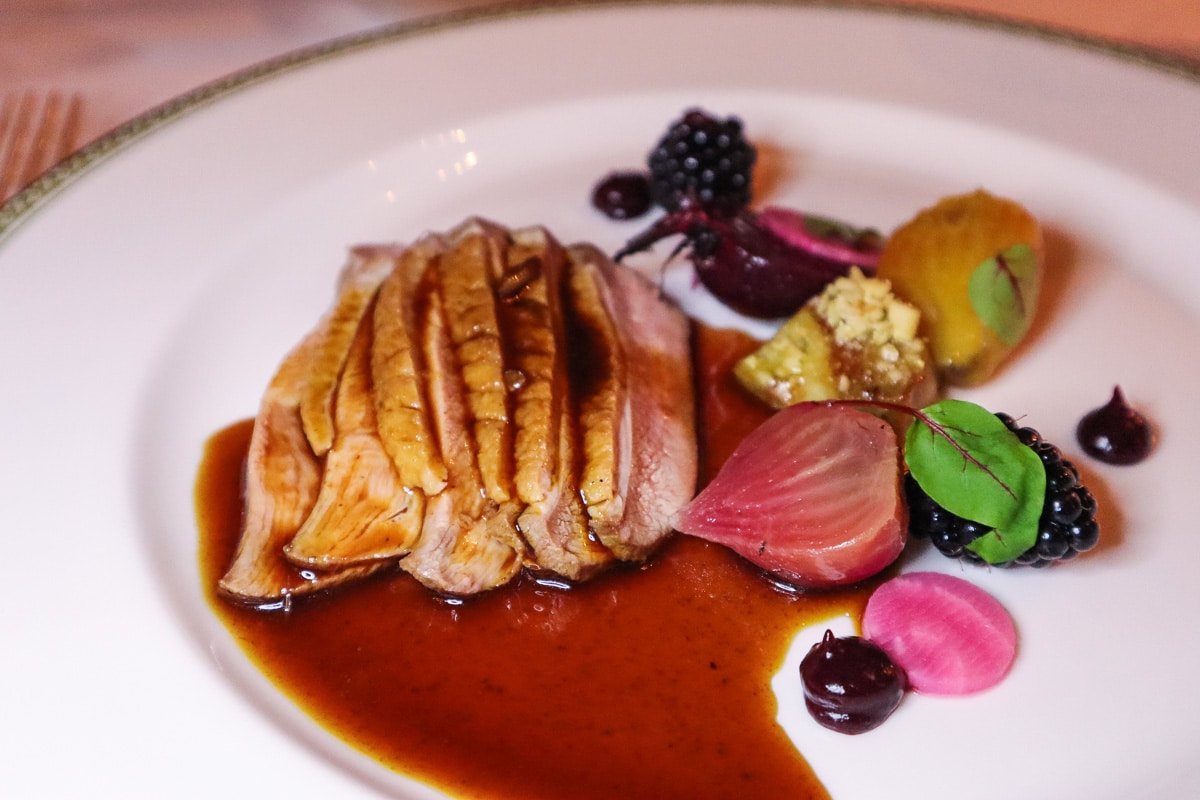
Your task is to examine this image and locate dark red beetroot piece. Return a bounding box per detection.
[757,206,883,270]
[613,108,883,319]
[616,203,879,318]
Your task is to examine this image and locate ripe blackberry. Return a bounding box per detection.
[905,414,1100,568]
[647,109,756,215]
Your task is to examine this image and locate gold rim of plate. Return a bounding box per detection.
[1,0,1198,242]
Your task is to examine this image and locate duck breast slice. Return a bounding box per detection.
[219,253,392,606]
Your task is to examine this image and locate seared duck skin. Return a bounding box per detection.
[284,302,426,569]
[297,248,389,457]
[219,218,697,604]
[218,254,393,607]
[568,244,697,561]
[438,222,515,505]
[371,240,449,495]
[396,233,524,595]
[503,227,613,581]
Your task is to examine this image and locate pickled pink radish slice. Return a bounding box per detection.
[673,402,906,587]
[863,572,1016,696]
[758,206,882,270]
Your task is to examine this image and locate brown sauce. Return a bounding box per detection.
[196,325,871,800]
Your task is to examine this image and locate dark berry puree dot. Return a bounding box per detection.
[1076,386,1154,465]
[799,630,905,734]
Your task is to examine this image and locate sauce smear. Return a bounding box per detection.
[197,326,869,799]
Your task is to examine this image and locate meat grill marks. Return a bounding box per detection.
[218,219,696,605]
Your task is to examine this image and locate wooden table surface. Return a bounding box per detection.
[2,0,1199,146]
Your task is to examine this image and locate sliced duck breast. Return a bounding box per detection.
[436,220,515,505]
[284,300,426,568]
[297,246,390,457]
[397,235,524,595]
[370,239,449,495]
[500,226,613,581]
[567,244,697,561]
[222,220,697,602]
[219,255,392,606]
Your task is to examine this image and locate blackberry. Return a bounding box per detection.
[647,109,756,215]
[905,414,1100,568]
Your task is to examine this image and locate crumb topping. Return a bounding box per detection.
[813,268,926,396]
[815,267,921,348]
[733,267,934,411]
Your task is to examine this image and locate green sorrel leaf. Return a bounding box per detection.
[905,399,1046,563]
[803,213,883,250]
[968,243,1039,346]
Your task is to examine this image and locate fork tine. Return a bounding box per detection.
[55,94,84,164]
[23,92,71,186]
[0,92,37,201]
[17,91,57,189]
[0,91,83,204]
[0,92,20,148]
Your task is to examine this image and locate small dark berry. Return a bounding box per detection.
[1014,426,1040,446]
[931,530,965,558]
[959,519,988,542]
[1046,462,1078,493]
[1077,486,1097,516]
[1047,492,1083,524]
[1035,525,1071,559]
[924,506,951,535]
[1034,440,1060,464]
[1068,517,1101,551]
[1016,550,1044,567]
[591,171,653,220]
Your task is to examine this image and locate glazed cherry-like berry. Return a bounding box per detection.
[799,630,905,734]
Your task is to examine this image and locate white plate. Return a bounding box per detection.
[3,2,1199,798]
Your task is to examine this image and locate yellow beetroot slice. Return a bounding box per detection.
[672,402,906,587]
[875,189,1043,386]
[862,572,1016,695]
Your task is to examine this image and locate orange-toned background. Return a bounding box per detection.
[3,0,1199,145]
